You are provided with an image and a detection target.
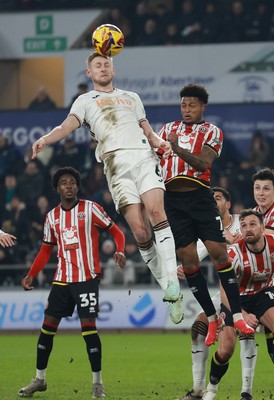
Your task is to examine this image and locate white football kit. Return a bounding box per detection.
[70,89,165,211]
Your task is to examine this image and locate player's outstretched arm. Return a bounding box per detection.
[32,115,80,159]
[0,231,17,247]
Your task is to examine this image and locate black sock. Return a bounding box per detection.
[217,263,241,314]
[265,327,274,363]
[184,267,216,317]
[209,351,229,385]
[36,327,56,370]
[82,324,102,372]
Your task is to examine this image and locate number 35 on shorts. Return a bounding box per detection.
[79,292,97,313]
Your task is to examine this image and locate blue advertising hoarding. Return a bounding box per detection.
[1,103,274,158]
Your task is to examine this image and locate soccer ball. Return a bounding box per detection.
[92,24,125,57]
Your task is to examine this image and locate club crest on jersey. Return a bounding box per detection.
[78,212,86,220]
[271,253,274,261]
[199,126,208,134]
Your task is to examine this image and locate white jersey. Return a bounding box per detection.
[70,88,151,161]
[197,213,240,261]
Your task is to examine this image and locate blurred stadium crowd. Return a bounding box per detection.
[1,0,274,46]
[1,0,274,287]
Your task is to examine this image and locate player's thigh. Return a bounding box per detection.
[134,150,165,199]
[45,284,75,319]
[103,151,140,212]
[72,278,99,319]
[164,191,197,249]
[258,288,274,331]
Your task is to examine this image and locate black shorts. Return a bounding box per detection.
[164,187,226,249]
[220,286,274,325]
[45,278,99,319]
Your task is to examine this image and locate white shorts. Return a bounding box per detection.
[103,149,165,211]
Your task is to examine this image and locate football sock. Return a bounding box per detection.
[36,321,57,370]
[239,334,257,394]
[184,267,216,317]
[153,221,179,284]
[216,263,242,314]
[36,369,46,380]
[82,323,102,372]
[92,371,103,384]
[191,320,209,393]
[209,351,229,385]
[138,238,168,290]
[264,327,274,363]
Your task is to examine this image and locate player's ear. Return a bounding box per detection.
[86,68,91,78]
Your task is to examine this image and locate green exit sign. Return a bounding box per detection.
[24,37,67,52]
[36,16,53,35]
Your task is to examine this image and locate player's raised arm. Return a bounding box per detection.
[32,115,80,159]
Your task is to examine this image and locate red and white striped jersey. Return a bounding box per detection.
[43,199,112,283]
[228,234,274,296]
[158,121,223,187]
[254,203,274,232]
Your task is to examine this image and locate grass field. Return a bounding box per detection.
[1,331,273,400]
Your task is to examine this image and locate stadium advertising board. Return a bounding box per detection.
[0,288,219,330]
[65,44,274,106]
[0,10,273,105]
[1,104,274,158]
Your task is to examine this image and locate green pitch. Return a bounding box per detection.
[1,332,273,400]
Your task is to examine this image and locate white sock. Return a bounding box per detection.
[92,371,103,384]
[240,337,257,394]
[192,333,209,394]
[154,226,179,285]
[139,241,168,290]
[36,369,46,380]
[207,382,218,392]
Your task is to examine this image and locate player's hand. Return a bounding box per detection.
[21,275,34,291]
[0,232,17,247]
[177,265,186,280]
[32,137,46,159]
[160,140,172,158]
[242,311,259,329]
[113,252,126,269]
[232,233,242,243]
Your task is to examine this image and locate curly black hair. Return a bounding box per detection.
[52,167,81,190]
[180,83,209,104]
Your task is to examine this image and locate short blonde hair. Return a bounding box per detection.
[86,52,112,66]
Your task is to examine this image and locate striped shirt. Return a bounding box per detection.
[228,234,274,295]
[158,121,223,187]
[254,203,274,232]
[43,199,112,283]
